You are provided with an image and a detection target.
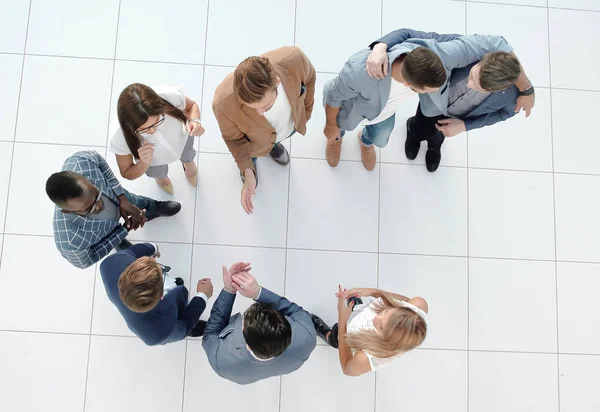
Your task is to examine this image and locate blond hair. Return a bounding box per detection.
[118,257,163,313]
[344,293,427,359]
[234,56,277,103]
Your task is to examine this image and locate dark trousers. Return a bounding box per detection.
[406,103,448,151]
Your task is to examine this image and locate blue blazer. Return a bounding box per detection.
[100,243,206,346]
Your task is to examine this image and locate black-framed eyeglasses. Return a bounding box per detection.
[137,114,165,134]
[83,190,103,216]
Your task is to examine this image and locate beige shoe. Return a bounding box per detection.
[155,177,173,194]
[326,138,343,167]
[358,129,376,171]
[183,162,198,187]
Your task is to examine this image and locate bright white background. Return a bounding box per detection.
[0,0,599,411]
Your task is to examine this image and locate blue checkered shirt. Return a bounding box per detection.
[53,151,128,269]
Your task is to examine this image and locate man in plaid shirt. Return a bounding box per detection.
[46,151,181,269]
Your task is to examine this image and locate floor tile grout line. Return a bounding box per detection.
[182,2,211,411]
[83,2,122,411]
[464,3,470,412]
[7,137,600,177]
[462,0,600,14]
[546,0,562,408]
[0,0,31,276]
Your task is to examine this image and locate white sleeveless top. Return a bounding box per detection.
[346,297,428,371]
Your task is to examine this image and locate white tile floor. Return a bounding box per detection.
[0,0,599,411]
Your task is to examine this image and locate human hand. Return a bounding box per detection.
[137,141,154,165]
[222,262,252,293]
[515,93,535,117]
[337,287,378,300]
[186,120,206,137]
[323,124,341,141]
[231,272,261,300]
[240,169,256,215]
[118,196,146,230]
[337,285,354,323]
[197,278,214,298]
[366,43,389,79]
[435,118,466,137]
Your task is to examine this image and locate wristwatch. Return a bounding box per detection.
[519,85,535,96]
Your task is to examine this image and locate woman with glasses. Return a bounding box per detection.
[109,83,205,194]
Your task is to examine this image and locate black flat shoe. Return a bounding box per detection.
[174,277,184,286]
[269,143,290,166]
[146,201,181,221]
[188,320,207,337]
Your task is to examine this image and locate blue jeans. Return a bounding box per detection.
[341,113,396,148]
[124,191,158,216]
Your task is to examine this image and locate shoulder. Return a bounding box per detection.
[212,73,237,111]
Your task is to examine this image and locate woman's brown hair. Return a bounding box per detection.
[117,83,188,159]
[118,256,164,313]
[344,293,427,359]
[234,56,278,104]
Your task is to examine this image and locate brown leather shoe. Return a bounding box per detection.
[326,138,342,167]
[358,130,376,171]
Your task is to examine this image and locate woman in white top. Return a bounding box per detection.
[311,286,428,376]
[110,83,205,194]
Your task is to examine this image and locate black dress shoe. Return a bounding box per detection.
[146,201,181,221]
[116,238,133,250]
[269,143,290,166]
[188,320,207,337]
[311,314,332,345]
[405,117,421,160]
[174,277,184,286]
[426,148,442,173]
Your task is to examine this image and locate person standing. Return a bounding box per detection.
[109,83,205,194]
[213,47,316,214]
[100,242,213,345]
[202,262,316,384]
[311,286,428,376]
[46,150,181,269]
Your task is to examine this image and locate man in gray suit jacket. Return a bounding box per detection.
[323,28,535,172]
[202,262,316,385]
[366,28,536,172]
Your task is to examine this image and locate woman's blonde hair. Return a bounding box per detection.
[344,293,427,359]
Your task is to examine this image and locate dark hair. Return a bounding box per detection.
[243,303,292,359]
[45,171,84,205]
[479,52,521,92]
[117,83,188,159]
[402,47,447,89]
[234,56,278,103]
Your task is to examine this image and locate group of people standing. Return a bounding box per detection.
[44,28,534,382]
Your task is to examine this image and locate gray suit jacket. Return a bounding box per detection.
[202,288,317,385]
[323,29,513,131]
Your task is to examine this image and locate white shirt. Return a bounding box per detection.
[263,83,295,142]
[109,85,189,166]
[363,79,414,125]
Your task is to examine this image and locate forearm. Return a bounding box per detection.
[325,104,341,127]
[337,321,354,371]
[204,290,236,336]
[88,225,128,264]
[121,161,150,180]
[185,102,201,119]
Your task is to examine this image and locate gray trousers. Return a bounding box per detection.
[146,135,196,178]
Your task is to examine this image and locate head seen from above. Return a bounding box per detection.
[467,51,521,93]
[243,302,292,359]
[117,83,187,159]
[234,56,280,116]
[393,47,446,93]
[346,294,428,359]
[46,171,105,216]
[118,256,164,313]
